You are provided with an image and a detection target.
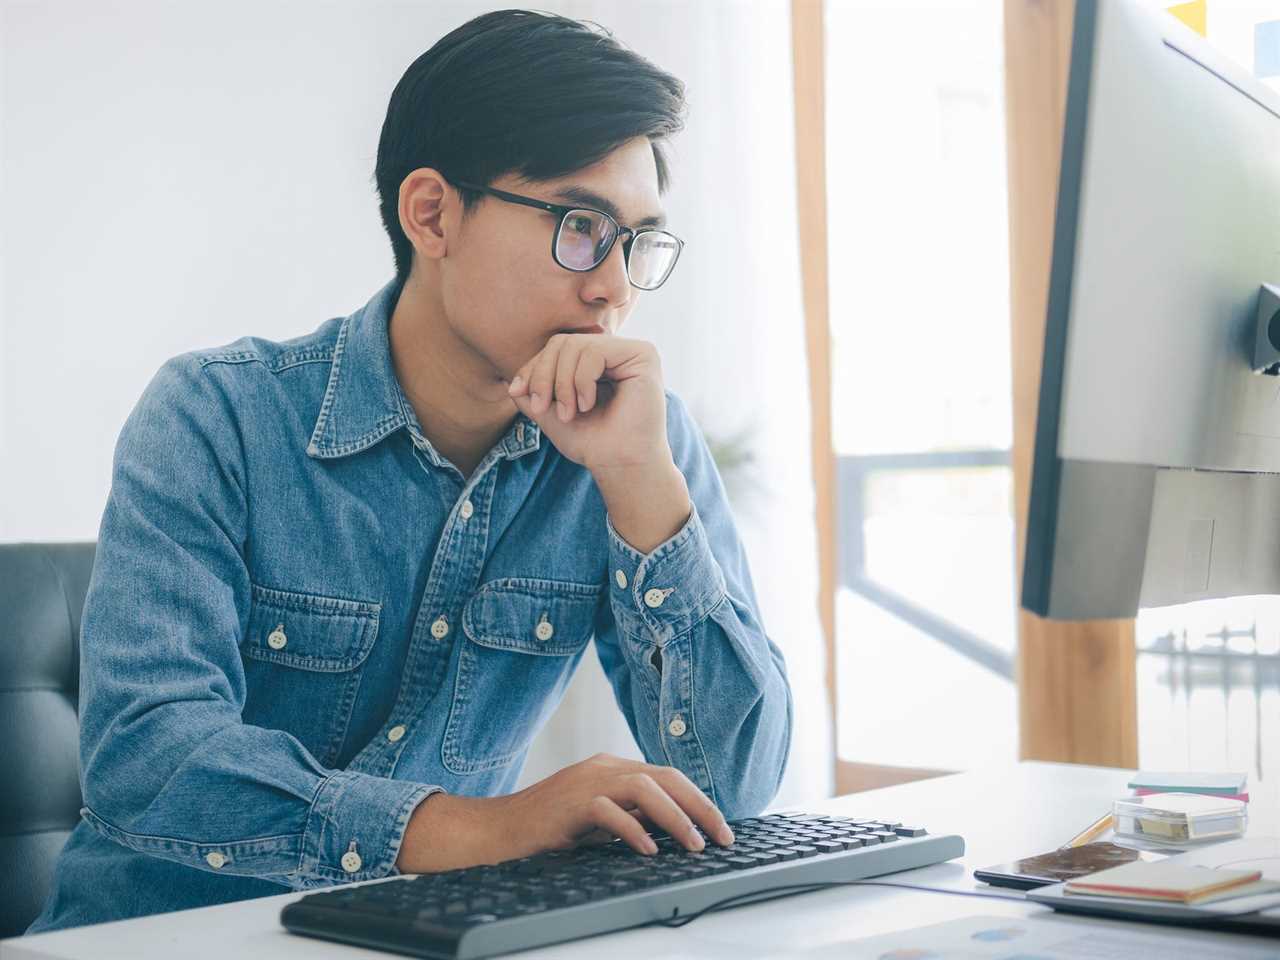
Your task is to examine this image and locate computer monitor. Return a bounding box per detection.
[1022,0,1280,620]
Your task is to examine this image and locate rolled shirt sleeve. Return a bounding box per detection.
[595,391,794,819]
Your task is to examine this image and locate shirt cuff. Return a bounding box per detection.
[606,501,727,645]
[301,771,441,884]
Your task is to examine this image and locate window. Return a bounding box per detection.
[825,0,1015,770]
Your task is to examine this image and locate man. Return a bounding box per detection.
[27,8,791,933]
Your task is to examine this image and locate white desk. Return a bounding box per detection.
[5,762,1279,959]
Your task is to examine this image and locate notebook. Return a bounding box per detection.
[1065,861,1262,904]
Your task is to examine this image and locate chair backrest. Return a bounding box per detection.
[0,542,96,937]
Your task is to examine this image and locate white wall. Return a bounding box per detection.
[1,0,831,807]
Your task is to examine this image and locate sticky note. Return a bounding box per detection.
[1167,0,1207,38]
[1256,20,1280,78]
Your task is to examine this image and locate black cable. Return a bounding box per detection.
[654,878,1028,928]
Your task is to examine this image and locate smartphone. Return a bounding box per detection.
[974,841,1167,890]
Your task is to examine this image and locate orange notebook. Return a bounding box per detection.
[1065,861,1262,904]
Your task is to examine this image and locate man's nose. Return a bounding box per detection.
[581,239,631,309]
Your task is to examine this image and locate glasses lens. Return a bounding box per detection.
[626,231,681,289]
[555,209,615,270]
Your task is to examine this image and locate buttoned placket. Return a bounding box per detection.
[347,419,540,779]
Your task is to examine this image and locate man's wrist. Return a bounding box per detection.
[396,791,508,873]
[593,459,691,555]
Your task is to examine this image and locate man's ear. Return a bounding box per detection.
[398,167,454,263]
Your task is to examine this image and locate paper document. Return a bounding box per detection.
[789,913,1280,959]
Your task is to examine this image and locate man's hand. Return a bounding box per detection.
[506,333,668,472]
[395,753,735,874]
[506,334,691,553]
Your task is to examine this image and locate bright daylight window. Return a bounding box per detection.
[825,0,1015,772]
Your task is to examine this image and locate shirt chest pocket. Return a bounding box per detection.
[441,578,602,775]
[240,584,380,767]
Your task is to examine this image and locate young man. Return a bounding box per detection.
[27,9,791,933]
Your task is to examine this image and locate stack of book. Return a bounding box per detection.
[1127,771,1248,804]
[1065,861,1273,904]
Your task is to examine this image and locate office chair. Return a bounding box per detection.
[0,542,96,937]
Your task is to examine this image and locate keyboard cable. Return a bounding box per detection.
[655,878,1029,928]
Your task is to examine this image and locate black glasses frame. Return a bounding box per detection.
[451,179,684,290]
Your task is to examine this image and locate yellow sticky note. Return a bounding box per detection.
[1167,0,1207,38]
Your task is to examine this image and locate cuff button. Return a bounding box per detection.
[205,851,227,869]
[341,850,363,873]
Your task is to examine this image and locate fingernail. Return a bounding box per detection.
[557,401,571,422]
[508,375,523,394]
[688,828,705,851]
[720,827,735,846]
[530,391,542,411]
[644,838,658,855]
[578,394,589,413]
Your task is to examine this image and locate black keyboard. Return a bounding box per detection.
[281,812,965,959]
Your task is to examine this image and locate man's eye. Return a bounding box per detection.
[569,216,592,234]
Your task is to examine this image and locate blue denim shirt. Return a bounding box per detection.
[27,276,792,933]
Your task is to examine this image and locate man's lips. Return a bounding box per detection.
[558,324,606,335]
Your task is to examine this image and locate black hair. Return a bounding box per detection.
[374,9,687,283]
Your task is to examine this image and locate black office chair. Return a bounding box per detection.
[0,542,96,937]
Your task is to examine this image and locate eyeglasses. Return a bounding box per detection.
[451,180,684,291]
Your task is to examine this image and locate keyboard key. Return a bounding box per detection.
[724,856,759,869]
[789,844,819,858]
[872,831,899,843]
[852,832,881,845]
[813,841,844,854]
[748,851,781,865]
[770,848,801,861]
[894,826,927,837]
[829,835,864,850]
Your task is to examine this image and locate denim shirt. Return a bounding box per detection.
[27,276,792,934]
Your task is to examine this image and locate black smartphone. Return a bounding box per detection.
[974,841,1167,890]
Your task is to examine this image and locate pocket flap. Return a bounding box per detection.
[463,578,601,656]
[242,584,380,672]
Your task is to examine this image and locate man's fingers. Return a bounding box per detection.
[553,337,587,422]
[616,773,704,852]
[574,347,607,413]
[527,338,563,416]
[585,795,658,855]
[647,766,735,846]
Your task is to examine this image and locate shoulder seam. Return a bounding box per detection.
[197,346,335,374]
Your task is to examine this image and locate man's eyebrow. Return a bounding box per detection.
[551,185,667,229]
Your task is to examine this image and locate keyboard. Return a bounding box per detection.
[281,812,964,959]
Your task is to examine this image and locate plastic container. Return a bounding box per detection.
[1112,792,1247,846]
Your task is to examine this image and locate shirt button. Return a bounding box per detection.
[267,625,287,650]
[205,851,227,869]
[644,588,667,609]
[341,850,363,873]
[615,569,628,589]
[460,499,474,520]
[667,715,687,737]
[431,616,449,639]
[387,725,406,743]
[535,620,554,641]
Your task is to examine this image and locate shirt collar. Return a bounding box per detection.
[306,276,541,462]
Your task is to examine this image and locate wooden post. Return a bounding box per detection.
[790,0,839,788]
[1004,0,1137,767]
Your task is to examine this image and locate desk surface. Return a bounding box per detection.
[5,761,1279,959]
